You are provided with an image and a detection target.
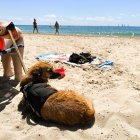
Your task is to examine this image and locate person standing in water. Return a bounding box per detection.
[33,18,38,33]
[54,21,59,34]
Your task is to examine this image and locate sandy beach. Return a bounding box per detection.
[0,33,140,140]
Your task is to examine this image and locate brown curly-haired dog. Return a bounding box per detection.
[20,61,95,126]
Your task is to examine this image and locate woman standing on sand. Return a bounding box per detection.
[54,21,59,34]
[33,18,38,33]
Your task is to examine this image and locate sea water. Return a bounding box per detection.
[16,25,140,37]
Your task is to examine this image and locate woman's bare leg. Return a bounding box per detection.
[11,47,24,81]
[1,39,14,77]
[1,54,14,77]
[11,35,24,81]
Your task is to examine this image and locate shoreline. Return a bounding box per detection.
[23,32,140,38]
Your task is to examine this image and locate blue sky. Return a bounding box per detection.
[0,0,140,26]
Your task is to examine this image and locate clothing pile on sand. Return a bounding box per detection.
[36,52,113,70]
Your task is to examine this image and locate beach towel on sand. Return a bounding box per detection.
[35,52,113,69]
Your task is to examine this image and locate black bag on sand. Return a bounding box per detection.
[69,53,86,64]
[80,52,96,63]
[69,52,96,64]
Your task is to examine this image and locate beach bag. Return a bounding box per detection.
[69,53,87,64]
[80,52,96,63]
[69,52,96,64]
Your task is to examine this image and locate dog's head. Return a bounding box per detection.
[20,61,60,87]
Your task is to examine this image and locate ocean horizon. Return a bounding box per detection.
[16,25,140,37]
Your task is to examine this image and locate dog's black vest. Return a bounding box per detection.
[21,82,57,117]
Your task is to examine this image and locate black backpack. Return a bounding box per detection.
[80,52,96,63]
[69,53,80,64]
[69,52,96,64]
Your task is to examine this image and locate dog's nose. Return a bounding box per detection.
[50,72,61,79]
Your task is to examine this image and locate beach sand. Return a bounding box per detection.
[0,33,140,140]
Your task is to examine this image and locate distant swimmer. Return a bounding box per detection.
[49,23,52,28]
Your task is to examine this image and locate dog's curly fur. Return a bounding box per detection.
[20,61,95,126]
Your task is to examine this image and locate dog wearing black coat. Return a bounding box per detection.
[20,61,95,126]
